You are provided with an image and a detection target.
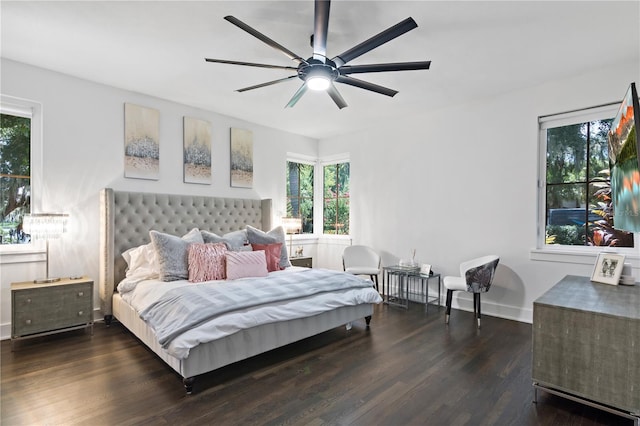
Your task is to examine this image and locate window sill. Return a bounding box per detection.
[0,243,45,265]
[530,247,640,268]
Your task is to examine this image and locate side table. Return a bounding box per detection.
[11,277,94,350]
[290,256,313,268]
[382,265,441,312]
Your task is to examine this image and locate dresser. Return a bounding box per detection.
[11,277,94,349]
[532,275,639,423]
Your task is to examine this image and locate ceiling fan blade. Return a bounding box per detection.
[335,75,398,97]
[339,61,431,74]
[205,58,298,71]
[236,76,299,92]
[224,15,306,64]
[327,83,347,109]
[331,17,418,67]
[313,0,331,62]
[285,84,309,108]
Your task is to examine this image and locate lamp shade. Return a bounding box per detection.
[23,213,69,240]
[281,217,302,234]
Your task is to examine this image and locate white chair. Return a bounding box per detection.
[444,255,499,328]
[342,245,381,292]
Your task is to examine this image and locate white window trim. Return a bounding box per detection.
[534,101,639,262]
[0,94,43,254]
[320,153,350,238]
[286,154,317,237]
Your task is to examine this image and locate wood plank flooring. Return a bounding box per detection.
[1,304,634,425]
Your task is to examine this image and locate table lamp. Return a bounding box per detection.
[23,213,69,283]
[281,217,302,257]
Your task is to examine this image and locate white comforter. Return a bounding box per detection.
[118,267,382,359]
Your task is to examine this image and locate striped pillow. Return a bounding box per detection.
[188,242,228,282]
[226,250,268,280]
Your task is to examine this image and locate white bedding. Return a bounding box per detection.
[118,267,382,359]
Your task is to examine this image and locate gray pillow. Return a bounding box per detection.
[150,228,204,281]
[246,225,291,268]
[201,229,248,250]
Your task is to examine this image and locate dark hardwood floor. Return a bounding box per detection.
[1,303,633,426]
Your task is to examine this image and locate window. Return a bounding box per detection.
[323,161,349,235]
[0,112,31,245]
[540,105,634,248]
[286,160,314,233]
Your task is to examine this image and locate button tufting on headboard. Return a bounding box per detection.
[99,188,272,317]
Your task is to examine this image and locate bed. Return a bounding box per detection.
[99,188,381,394]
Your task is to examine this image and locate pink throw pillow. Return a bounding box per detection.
[226,250,268,280]
[188,242,228,282]
[251,242,283,272]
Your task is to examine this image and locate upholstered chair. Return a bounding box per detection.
[444,255,499,328]
[342,245,381,292]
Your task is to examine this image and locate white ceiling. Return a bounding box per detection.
[2,1,638,139]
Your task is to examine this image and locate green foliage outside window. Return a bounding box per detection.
[0,113,31,244]
[323,162,349,235]
[286,161,314,233]
[545,119,633,247]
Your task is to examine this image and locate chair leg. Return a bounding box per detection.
[445,289,453,324]
[371,274,379,292]
[474,293,482,328]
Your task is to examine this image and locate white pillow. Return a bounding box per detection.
[122,243,159,280]
[226,250,268,280]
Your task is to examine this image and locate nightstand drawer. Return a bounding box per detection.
[290,257,313,268]
[11,279,93,341]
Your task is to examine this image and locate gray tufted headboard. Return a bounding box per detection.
[99,188,272,317]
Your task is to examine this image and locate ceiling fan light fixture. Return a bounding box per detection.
[306,75,331,91]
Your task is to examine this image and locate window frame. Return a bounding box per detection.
[536,101,638,257]
[0,95,43,251]
[285,153,315,234]
[321,154,350,237]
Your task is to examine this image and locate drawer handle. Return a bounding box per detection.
[25,319,32,325]
[78,292,84,297]
[78,311,83,316]
[26,298,31,304]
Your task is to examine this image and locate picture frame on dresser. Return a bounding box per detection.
[591,252,625,285]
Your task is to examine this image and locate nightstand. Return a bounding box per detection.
[290,256,313,268]
[11,277,94,349]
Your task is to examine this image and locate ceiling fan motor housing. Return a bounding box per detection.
[298,58,339,83]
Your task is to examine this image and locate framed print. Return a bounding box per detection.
[124,103,159,180]
[183,117,212,184]
[591,252,625,285]
[230,128,253,188]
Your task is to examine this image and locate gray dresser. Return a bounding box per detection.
[532,275,639,422]
[11,277,94,348]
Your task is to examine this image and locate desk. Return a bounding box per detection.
[532,275,639,424]
[382,265,441,312]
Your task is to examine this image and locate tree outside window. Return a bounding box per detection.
[286,161,314,233]
[545,118,633,247]
[323,162,349,235]
[0,113,31,244]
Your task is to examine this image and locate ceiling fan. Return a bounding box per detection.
[204,0,431,109]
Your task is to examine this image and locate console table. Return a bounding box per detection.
[532,275,639,424]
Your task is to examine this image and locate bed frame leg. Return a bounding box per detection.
[104,315,113,326]
[183,377,195,395]
[365,315,372,327]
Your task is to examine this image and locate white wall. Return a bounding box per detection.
[319,58,640,323]
[0,59,317,339]
[2,57,639,339]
